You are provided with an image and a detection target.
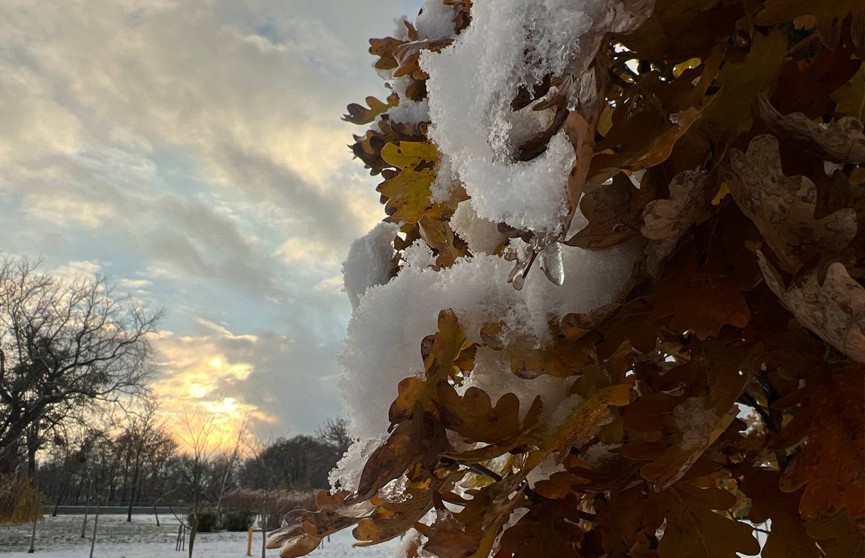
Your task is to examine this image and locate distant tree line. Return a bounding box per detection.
[35,416,352,512]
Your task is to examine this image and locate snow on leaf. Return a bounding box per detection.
[623,343,754,489]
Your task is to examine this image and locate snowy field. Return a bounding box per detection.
[0,514,401,558]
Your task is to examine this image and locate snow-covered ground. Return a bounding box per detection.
[0,514,401,558]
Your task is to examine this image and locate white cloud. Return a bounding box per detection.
[0,0,424,437]
[51,259,103,282]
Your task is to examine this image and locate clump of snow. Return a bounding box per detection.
[429,151,455,203]
[340,242,639,439]
[415,0,458,41]
[384,98,430,125]
[526,455,567,488]
[402,238,436,270]
[330,434,387,493]
[343,222,398,309]
[451,201,506,254]
[581,442,621,467]
[673,397,722,450]
[459,347,573,422]
[382,78,430,126]
[420,0,605,233]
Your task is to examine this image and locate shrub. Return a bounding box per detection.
[189,508,221,532]
[222,509,254,532]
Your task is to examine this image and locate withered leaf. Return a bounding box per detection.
[755,95,865,164]
[641,169,711,241]
[771,367,865,523]
[759,255,865,363]
[618,0,743,61]
[726,135,858,274]
[344,95,396,126]
[566,172,654,250]
[353,490,433,545]
[393,38,452,79]
[265,530,321,558]
[806,510,865,558]
[641,169,712,273]
[590,107,702,184]
[651,255,751,340]
[418,216,470,268]
[542,383,632,454]
[738,469,820,558]
[423,308,478,379]
[494,494,586,558]
[435,384,522,443]
[704,30,787,132]
[771,47,861,119]
[656,482,760,558]
[623,343,754,489]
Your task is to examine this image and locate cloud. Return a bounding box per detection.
[0,0,425,439]
[151,322,346,446]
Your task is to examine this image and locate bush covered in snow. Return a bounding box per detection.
[273,0,865,556]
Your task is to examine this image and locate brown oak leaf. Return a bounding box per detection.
[725,134,858,274]
[755,94,865,164]
[771,366,865,524]
[641,169,712,274]
[758,254,865,363]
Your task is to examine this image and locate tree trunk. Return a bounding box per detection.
[80,480,91,539]
[126,464,140,522]
[188,511,197,558]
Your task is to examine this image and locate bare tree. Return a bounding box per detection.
[175,408,246,558]
[117,398,174,522]
[316,417,352,457]
[0,255,160,475]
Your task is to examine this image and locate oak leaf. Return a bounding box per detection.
[656,482,760,558]
[805,510,865,558]
[755,95,865,164]
[494,494,586,558]
[542,383,632,454]
[353,490,434,545]
[651,256,751,340]
[343,95,396,125]
[771,367,865,523]
[566,173,654,250]
[726,135,858,274]
[435,384,522,443]
[378,141,437,224]
[623,343,753,489]
[738,469,820,558]
[590,107,702,184]
[758,254,865,363]
[641,169,712,273]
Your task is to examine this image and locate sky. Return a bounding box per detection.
[0,0,422,449]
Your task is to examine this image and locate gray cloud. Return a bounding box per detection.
[0,0,423,436]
